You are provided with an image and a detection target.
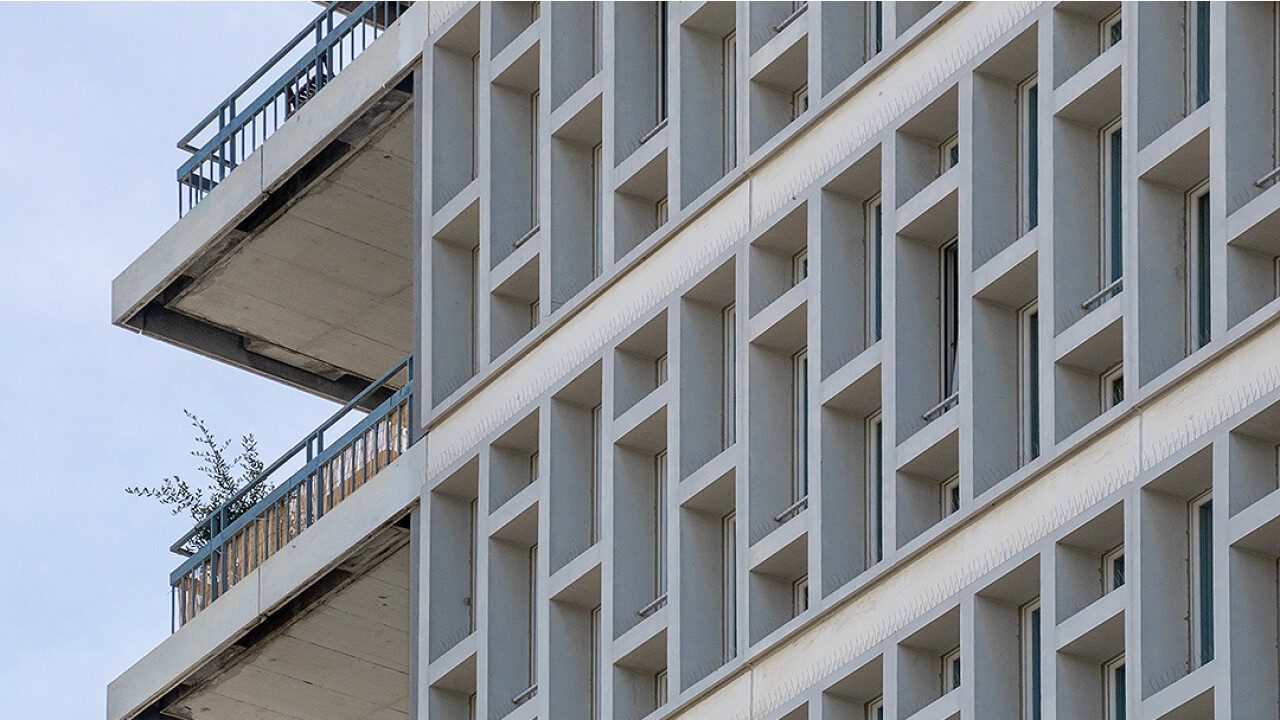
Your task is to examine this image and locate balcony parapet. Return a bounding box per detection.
[176,1,409,216]
[169,355,413,628]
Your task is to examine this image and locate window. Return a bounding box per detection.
[941,239,960,402]
[471,245,482,374]
[792,575,810,617]
[941,474,960,517]
[591,405,603,545]
[1019,77,1039,234]
[724,31,738,173]
[942,647,962,693]
[1103,545,1125,593]
[940,134,960,172]
[792,83,809,121]
[1190,491,1214,667]
[530,450,540,484]
[530,298,540,329]
[1101,9,1122,49]
[657,2,669,124]
[1104,655,1126,720]
[722,512,738,661]
[866,696,885,720]
[866,413,884,565]
[655,353,669,386]
[793,349,810,504]
[1100,120,1124,294]
[868,2,884,58]
[528,543,539,690]
[867,195,883,343]
[1019,302,1040,463]
[590,605,602,720]
[468,498,479,632]
[1021,601,1042,720]
[655,196,669,227]
[655,669,669,707]
[1101,364,1124,411]
[1188,183,1211,351]
[471,51,481,180]
[592,2,602,76]
[592,143,604,277]
[530,90,540,229]
[1188,1,1209,111]
[792,247,809,284]
[655,450,669,599]
[723,304,737,448]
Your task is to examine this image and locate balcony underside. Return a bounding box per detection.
[114,2,427,405]
[162,542,411,720]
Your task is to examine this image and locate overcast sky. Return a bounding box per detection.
[0,4,346,717]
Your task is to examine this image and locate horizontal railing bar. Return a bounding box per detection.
[177,5,344,152]
[169,355,410,554]
[921,392,959,422]
[170,384,409,583]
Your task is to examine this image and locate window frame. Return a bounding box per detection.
[1018,301,1041,464]
[722,511,738,662]
[1187,1,1209,111]
[942,646,962,693]
[530,89,540,229]
[592,142,604,277]
[1018,76,1039,235]
[1100,118,1124,291]
[1101,363,1124,411]
[1189,490,1214,668]
[866,412,884,566]
[655,449,669,598]
[591,404,603,545]
[792,348,810,504]
[939,133,960,173]
[1103,654,1126,720]
[940,239,960,402]
[940,473,960,518]
[865,695,885,720]
[723,31,738,173]
[1021,601,1042,720]
[1186,181,1211,352]
[1100,9,1122,51]
[867,2,884,59]
[792,83,810,121]
[866,194,883,344]
[723,303,737,449]
[791,574,810,617]
[1103,544,1125,593]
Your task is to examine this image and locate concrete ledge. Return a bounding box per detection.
[106,440,425,720]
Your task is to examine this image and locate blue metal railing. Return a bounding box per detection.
[170,356,413,628]
[177,1,409,217]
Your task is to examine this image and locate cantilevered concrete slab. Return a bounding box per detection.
[112,2,431,403]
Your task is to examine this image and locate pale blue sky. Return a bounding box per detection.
[0,4,350,717]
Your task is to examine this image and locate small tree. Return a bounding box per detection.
[127,410,271,553]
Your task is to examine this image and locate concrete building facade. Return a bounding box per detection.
[109,2,1280,720]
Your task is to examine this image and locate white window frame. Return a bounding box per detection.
[591,2,602,76]
[1100,9,1122,51]
[655,668,669,708]
[866,412,884,566]
[530,89,540,229]
[866,2,884,59]
[722,511,738,662]
[1101,363,1124,411]
[528,542,539,688]
[1189,490,1214,668]
[792,83,809,121]
[1018,301,1040,465]
[1018,76,1039,236]
[723,31,738,173]
[941,474,960,517]
[591,404,603,545]
[1186,1,1209,112]
[655,450,669,598]
[1103,544,1125,593]
[866,195,883,344]
[792,574,809,617]
[590,605,602,720]
[529,450,540,484]
[1021,600,1042,720]
[655,195,669,228]
[1186,180,1211,352]
[471,51,481,181]
[468,497,479,633]
[1100,118,1124,291]
[865,696,885,720]
[792,246,809,285]
[722,303,737,449]
[940,239,960,402]
[793,349,810,504]
[939,133,960,173]
[657,2,669,124]
[530,298,540,330]
[1103,654,1126,720]
[592,142,604,277]
[654,353,669,386]
[942,647,962,693]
